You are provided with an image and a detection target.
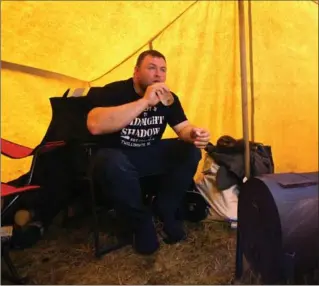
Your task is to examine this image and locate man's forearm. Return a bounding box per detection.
[177,124,195,143]
[87,98,149,135]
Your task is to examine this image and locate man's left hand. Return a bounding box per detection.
[190,127,211,149]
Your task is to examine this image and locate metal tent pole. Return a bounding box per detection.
[238,0,251,179]
[235,0,251,281]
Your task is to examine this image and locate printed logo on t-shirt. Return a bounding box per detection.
[120,106,165,147]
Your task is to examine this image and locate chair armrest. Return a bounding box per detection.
[26,141,67,185]
[1,183,41,197]
[1,138,66,159]
[36,140,66,154]
[1,139,67,189]
[1,138,34,159]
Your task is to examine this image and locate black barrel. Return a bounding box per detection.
[238,172,319,284]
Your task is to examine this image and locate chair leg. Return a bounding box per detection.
[88,176,102,258]
[92,209,101,258]
[2,247,27,285]
[2,195,20,218]
[61,206,70,228]
[89,178,131,258]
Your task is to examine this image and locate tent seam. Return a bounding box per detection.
[1,60,89,86]
[89,0,199,84]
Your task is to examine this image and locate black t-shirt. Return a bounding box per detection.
[87,78,187,148]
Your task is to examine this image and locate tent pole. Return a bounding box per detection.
[238,0,251,179]
[248,0,255,143]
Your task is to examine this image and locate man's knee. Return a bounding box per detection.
[93,148,137,179]
[175,140,202,168]
[189,144,202,165]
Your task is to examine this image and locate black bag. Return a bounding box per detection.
[40,92,95,144]
[250,143,274,176]
[177,182,209,223]
[205,135,275,190]
[180,190,209,222]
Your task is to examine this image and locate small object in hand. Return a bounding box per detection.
[157,91,174,106]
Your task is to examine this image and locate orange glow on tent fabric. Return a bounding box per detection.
[1,1,318,181]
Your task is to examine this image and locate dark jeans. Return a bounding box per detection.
[92,138,201,250]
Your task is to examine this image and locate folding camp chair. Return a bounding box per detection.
[1,183,41,284]
[1,138,66,284]
[1,138,66,222]
[37,89,132,258]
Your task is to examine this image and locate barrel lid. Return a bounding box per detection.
[271,173,318,189]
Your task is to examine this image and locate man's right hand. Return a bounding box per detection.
[144,83,170,106]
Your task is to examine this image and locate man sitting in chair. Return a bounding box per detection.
[86,50,210,255]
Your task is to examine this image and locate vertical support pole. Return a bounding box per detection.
[248,0,255,143]
[238,0,251,179]
[235,1,251,282]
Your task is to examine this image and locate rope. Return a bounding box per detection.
[1,60,89,86]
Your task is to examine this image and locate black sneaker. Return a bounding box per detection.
[132,217,160,255]
[162,232,187,245]
[161,221,187,245]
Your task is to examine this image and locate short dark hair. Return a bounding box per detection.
[135,50,166,67]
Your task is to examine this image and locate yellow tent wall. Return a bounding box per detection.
[1,1,318,182]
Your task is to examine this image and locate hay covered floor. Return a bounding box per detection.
[3,213,240,285]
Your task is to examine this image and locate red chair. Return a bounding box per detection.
[1,138,65,284]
